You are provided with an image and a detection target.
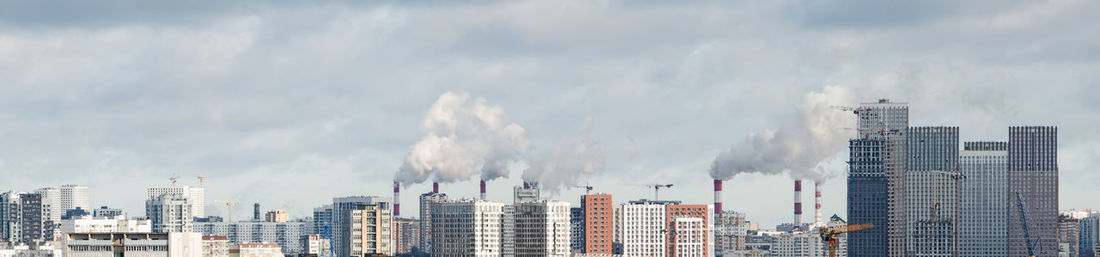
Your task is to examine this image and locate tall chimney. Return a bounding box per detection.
[393,181,401,217]
[433,182,439,194]
[523,181,530,189]
[714,179,723,218]
[815,181,822,227]
[794,180,802,227]
[253,203,261,221]
[480,180,487,201]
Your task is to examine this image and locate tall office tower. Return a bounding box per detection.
[147,185,205,218]
[618,200,672,257]
[331,196,390,257]
[958,141,1008,257]
[418,191,447,254]
[847,99,908,257]
[1080,213,1100,257]
[903,126,959,257]
[312,204,333,239]
[582,194,613,254]
[393,218,419,255]
[570,207,585,253]
[1007,126,1058,257]
[847,138,889,257]
[253,203,261,221]
[350,204,394,256]
[429,200,504,256]
[511,200,571,256]
[1059,215,1081,257]
[666,204,712,257]
[60,184,90,211]
[146,193,193,232]
[33,187,62,223]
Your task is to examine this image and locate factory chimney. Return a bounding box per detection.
[814,181,822,227]
[393,181,400,217]
[253,203,261,221]
[433,182,439,194]
[480,180,487,201]
[714,179,723,218]
[794,180,802,227]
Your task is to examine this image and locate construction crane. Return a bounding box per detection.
[647,184,674,201]
[819,223,874,257]
[198,174,208,187]
[215,200,239,222]
[1015,192,1039,257]
[170,174,180,186]
[574,185,594,194]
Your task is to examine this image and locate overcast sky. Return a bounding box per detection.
[1,0,1097,227]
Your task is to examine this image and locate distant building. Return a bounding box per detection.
[1081,213,1100,257]
[92,206,123,219]
[0,192,54,244]
[1059,215,1080,257]
[570,207,585,253]
[232,243,283,257]
[202,235,231,257]
[146,185,204,218]
[903,126,959,257]
[846,138,889,257]
[771,232,822,257]
[331,196,390,257]
[582,194,613,254]
[850,99,908,257]
[514,183,540,204]
[666,204,712,257]
[263,210,288,223]
[714,211,748,256]
[192,220,310,255]
[349,204,393,256]
[304,234,331,257]
[311,204,333,240]
[146,193,193,233]
[392,218,419,255]
[63,232,203,257]
[60,216,151,233]
[429,200,504,257]
[618,200,670,257]
[511,200,570,256]
[958,141,1008,257]
[1007,126,1059,257]
[826,214,849,257]
[418,192,447,254]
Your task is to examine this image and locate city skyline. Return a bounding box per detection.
[1,1,1099,229]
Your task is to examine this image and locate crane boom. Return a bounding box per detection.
[1015,192,1037,257]
[820,223,874,257]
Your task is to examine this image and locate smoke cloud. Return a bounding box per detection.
[521,140,604,193]
[709,85,855,181]
[395,92,532,185]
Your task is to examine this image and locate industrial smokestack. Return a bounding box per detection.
[393,181,401,217]
[480,180,487,201]
[523,181,530,189]
[815,181,822,227]
[253,203,261,221]
[433,182,439,194]
[714,179,723,218]
[794,180,802,227]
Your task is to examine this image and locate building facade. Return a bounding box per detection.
[667,204,712,257]
[1007,126,1059,257]
[63,232,203,257]
[904,126,959,257]
[263,210,288,223]
[570,208,584,253]
[846,138,888,257]
[853,100,909,257]
[618,201,669,257]
[146,193,192,233]
[146,186,204,218]
[418,192,447,254]
[429,200,504,257]
[511,200,571,256]
[958,141,1008,257]
[193,220,311,255]
[0,192,53,244]
[349,204,393,256]
[393,218,419,255]
[331,196,390,257]
[714,211,748,256]
[1058,215,1080,257]
[582,194,613,254]
[60,216,151,234]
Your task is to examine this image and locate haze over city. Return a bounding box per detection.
[1,0,1098,231]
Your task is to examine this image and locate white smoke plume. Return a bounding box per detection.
[395,92,532,185]
[521,140,604,193]
[709,85,856,181]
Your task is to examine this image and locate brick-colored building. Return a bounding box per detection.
[667,204,711,257]
[582,194,613,254]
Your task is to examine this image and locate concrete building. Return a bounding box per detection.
[393,218,419,255]
[851,99,909,257]
[92,206,123,219]
[146,193,192,233]
[349,204,392,256]
[1059,215,1080,257]
[511,200,571,256]
[192,220,310,255]
[958,141,1008,257]
[825,214,849,257]
[667,204,712,257]
[304,234,331,257]
[570,208,584,253]
[418,190,447,254]
[0,192,53,244]
[312,205,333,240]
[582,194,613,254]
[845,138,889,257]
[903,126,959,257]
[618,200,671,257]
[1007,126,1059,257]
[429,200,504,257]
[146,186,204,218]
[770,232,822,257]
[32,188,62,225]
[263,210,288,223]
[514,183,540,204]
[60,216,151,234]
[331,196,390,257]
[62,232,203,257]
[1081,213,1100,257]
[202,235,231,257]
[232,243,283,257]
[59,185,90,213]
[0,244,61,257]
[714,211,748,257]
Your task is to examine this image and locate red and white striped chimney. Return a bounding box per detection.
[714,179,723,218]
[794,180,802,226]
[480,180,487,201]
[815,181,822,226]
[433,182,439,194]
[393,181,400,217]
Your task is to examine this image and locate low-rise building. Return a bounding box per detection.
[232,243,283,257]
[202,236,231,257]
[60,216,151,234]
[62,232,202,257]
[193,220,310,256]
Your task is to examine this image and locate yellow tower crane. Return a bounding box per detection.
[819,223,874,257]
[215,200,239,222]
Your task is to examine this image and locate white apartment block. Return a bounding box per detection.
[34,187,63,223]
[61,216,152,233]
[350,204,393,256]
[618,203,667,257]
[63,232,203,257]
[60,185,90,211]
[146,194,193,233]
[234,243,284,257]
[146,186,204,218]
[430,200,504,257]
[671,217,708,257]
[770,232,823,257]
[511,200,571,256]
[192,220,310,255]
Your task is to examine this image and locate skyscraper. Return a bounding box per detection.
[418,191,447,254]
[959,141,1008,257]
[903,126,959,257]
[1007,126,1058,257]
[845,99,907,257]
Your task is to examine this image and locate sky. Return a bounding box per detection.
[0,0,1097,227]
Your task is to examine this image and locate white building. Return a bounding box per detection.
[60,216,152,234]
[146,186,204,218]
[350,204,393,256]
[63,232,202,257]
[233,243,283,257]
[146,194,193,233]
[60,185,90,211]
[192,220,310,255]
[618,202,668,257]
[429,200,504,257]
[770,232,822,257]
[510,200,570,256]
[958,142,1008,257]
[305,234,331,257]
[0,244,61,257]
[331,196,390,257]
[671,217,707,257]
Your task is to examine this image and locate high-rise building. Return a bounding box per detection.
[846,99,907,257]
[582,194,613,254]
[1059,215,1081,257]
[331,196,390,257]
[264,209,288,223]
[511,200,571,256]
[393,218,419,255]
[618,200,673,257]
[1082,213,1100,257]
[570,207,585,253]
[959,141,1008,257]
[418,192,447,254]
[147,185,205,218]
[59,185,90,211]
[312,204,333,239]
[33,187,62,223]
[193,219,311,255]
[429,200,504,256]
[0,192,53,244]
[714,211,748,256]
[514,183,540,203]
[350,204,393,256]
[666,204,712,257]
[1007,126,1058,257]
[904,126,959,257]
[846,138,888,257]
[146,193,193,232]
